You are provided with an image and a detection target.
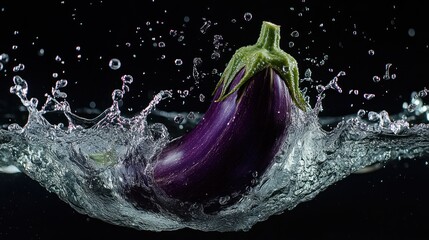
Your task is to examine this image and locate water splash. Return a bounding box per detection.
[0,1,428,233]
[0,72,428,231]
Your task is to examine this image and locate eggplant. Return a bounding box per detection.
[151,21,308,203]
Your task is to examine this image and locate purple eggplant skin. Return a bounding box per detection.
[117,21,306,211]
[152,66,292,203]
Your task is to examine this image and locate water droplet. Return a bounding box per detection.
[368,49,375,55]
[357,109,366,118]
[243,12,252,21]
[199,93,205,102]
[218,195,231,205]
[0,62,3,71]
[200,20,212,34]
[174,114,184,124]
[55,79,68,89]
[187,111,195,120]
[290,30,299,37]
[38,49,45,56]
[213,35,223,49]
[12,45,18,50]
[211,51,220,60]
[368,111,379,121]
[76,46,81,51]
[112,89,124,101]
[282,66,290,74]
[390,120,409,134]
[169,29,177,37]
[364,93,375,100]
[407,103,417,112]
[121,75,133,84]
[383,63,393,80]
[408,28,415,37]
[55,55,62,62]
[125,42,131,47]
[0,53,10,63]
[288,41,295,48]
[316,85,325,93]
[109,58,121,70]
[8,123,23,132]
[372,76,381,82]
[174,59,183,66]
[158,42,165,48]
[89,101,96,108]
[12,63,25,72]
[418,90,428,98]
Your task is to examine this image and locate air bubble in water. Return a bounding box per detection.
[288,42,294,48]
[0,62,3,71]
[244,12,252,21]
[109,58,121,70]
[174,59,183,66]
[12,45,18,50]
[368,49,375,55]
[55,55,62,62]
[158,42,166,48]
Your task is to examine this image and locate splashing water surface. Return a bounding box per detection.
[0,72,428,231]
[0,0,428,234]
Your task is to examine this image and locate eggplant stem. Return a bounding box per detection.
[213,21,308,111]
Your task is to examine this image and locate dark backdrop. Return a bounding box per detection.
[1,0,428,239]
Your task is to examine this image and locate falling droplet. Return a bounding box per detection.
[109,58,121,70]
[372,76,381,82]
[0,53,10,63]
[174,114,184,124]
[290,30,299,37]
[199,93,205,102]
[243,12,252,21]
[357,109,366,118]
[174,59,183,66]
[363,93,375,100]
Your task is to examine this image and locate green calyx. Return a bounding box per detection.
[214,21,308,111]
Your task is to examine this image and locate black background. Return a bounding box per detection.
[1,0,429,239]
